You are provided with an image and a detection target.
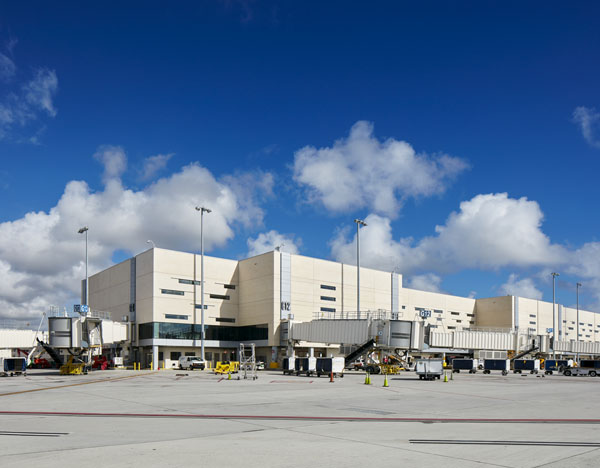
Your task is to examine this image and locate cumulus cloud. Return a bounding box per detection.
[331,193,566,275]
[499,274,543,300]
[0,148,273,323]
[139,153,174,181]
[573,106,600,149]
[94,145,127,183]
[405,273,443,293]
[247,230,300,257]
[293,121,468,217]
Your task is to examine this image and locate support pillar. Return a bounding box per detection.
[152,345,159,370]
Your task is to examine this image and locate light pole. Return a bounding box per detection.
[146,239,155,249]
[78,226,89,306]
[354,219,367,318]
[576,282,582,364]
[196,206,211,362]
[551,272,559,360]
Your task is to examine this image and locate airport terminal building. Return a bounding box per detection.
[87,248,600,369]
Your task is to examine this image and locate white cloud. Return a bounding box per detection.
[0,52,16,81]
[0,148,272,323]
[94,145,128,183]
[499,274,542,300]
[247,230,300,257]
[139,153,174,181]
[573,106,600,149]
[0,67,58,140]
[331,193,566,275]
[293,121,468,217]
[405,273,442,293]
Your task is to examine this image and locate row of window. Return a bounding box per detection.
[178,278,236,289]
[164,314,236,323]
[161,289,230,300]
[139,322,267,341]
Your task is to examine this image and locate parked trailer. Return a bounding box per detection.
[513,359,540,374]
[282,357,296,375]
[1,357,27,377]
[415,359,443,381]
[483,359,510,375]
[544,359,573,375]
[564,360,600,377]
[451,358,478,373]
[295,357,317,376]
[316,357,345,378]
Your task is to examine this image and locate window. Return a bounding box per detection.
[185,352,195,356]
[165,314,188,320]
[170,352,181,360]
[436,317,442,321]
[224,284,236,290]
[321,296,336,302]
[320,307,336,313]
[178,279,201,285]
[195,304,207,309]
[450,312,460,316]
[433,309,443,314]
[466,313,474,317]
[209,294,230,300]
[158,352,164,360]
[216,317,236,323]
[402,305,406,309]
[588,323,593,327]
[161,289,184,296]
[456,320,462,323]
[586,335,591,338]
[580,322,585,325]
[320,284,336,291]
[469,321,475,324]
[568,327,574,330]
[129,303,136,312]
[429,325,438,328]
[447,326,456,330]
[530,321,537,325]
[529,314,536,318]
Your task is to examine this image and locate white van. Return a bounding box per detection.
[178,356,206,370]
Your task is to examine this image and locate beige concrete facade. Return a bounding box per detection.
[87,247,600,368]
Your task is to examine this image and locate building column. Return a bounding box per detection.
[152,345,159,370]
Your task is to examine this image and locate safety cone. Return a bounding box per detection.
[444,373,448,382]
[364,372,371,385]
[330,371,334,383]
[383,374,389,387]
[228,372,232,380]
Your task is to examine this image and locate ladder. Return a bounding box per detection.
[239,343,257,380]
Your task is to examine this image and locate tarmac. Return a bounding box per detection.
[1,368,600,467]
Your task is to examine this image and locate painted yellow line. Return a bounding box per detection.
[0,372,159,397]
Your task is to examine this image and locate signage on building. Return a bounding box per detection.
[74,304,89,313]
[419,309,432,318]
[281,301,291,312]
[546,327,553,333]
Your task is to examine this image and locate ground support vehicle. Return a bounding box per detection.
[544,359,573,375]
[564,360,600,377]
[316,357,344,377]
[563,367,598,377]
[452,358,478,373]
[482,359,510,375]
[513,359,540,374]
[415,359,443,380]
[282,357,296,375]
[214,361,239,374]
[1,357,27,376]
[295,357,317,376]
[59,356,87,375]
[179,356,206,370]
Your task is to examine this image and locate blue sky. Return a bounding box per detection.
[1,1,600,323]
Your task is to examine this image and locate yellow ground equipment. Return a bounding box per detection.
[59,356,86,375]
[213,361,240,374]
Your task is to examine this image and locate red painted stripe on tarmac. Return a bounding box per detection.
[1,411,599,424]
